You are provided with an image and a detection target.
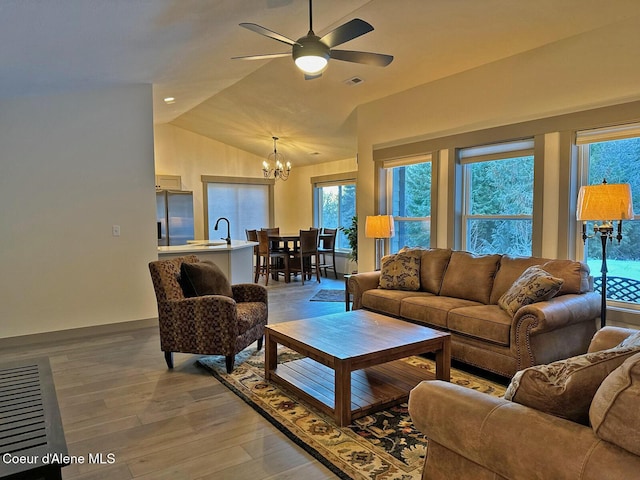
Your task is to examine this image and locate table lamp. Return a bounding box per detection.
[576,180,634,328]
[365,215,395,269]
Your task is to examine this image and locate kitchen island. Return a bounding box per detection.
[158,240,257,284]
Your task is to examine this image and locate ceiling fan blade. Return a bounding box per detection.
[232,52,291,61]
[320,18,373,48]
[304,73,322,80]
[239,23,300,46]
[330,49,393,67]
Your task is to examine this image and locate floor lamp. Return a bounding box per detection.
[576,180,634,329]
[365,215,395,270]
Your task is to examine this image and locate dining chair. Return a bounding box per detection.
[317,227,338,279]
[262,227,285,252]
[255,229,288,285]
[289,229,321,285]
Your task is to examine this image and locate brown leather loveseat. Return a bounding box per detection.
[408,326,640,479]
[348,248,600,377]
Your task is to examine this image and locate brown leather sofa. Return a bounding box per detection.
[408,327,640,480]
[348,249,600,377]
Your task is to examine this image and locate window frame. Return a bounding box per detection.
[311,172,357,253]
[576,125,640,310]
[459,139,535,256]
[201,175,274,240]
[383,155,433,252]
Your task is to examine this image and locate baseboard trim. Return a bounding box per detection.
[0,318,158,349]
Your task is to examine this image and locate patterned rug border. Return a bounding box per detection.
[197,347,506,480]
[198,356,351,480]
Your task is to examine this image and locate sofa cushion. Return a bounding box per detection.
[180,261,233,298]
[418,248,452,294]
[400,295,481,329]
[379,250,422,291]
[498,266,564,317]
[440,251,501,304]
[504,345,640,425]
[590,352,640,456]
[362,289,429,317]
[448,305,512,346]
[541,259,590,295]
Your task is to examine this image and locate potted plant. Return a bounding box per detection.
[340,215,358,272]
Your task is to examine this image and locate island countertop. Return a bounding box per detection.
[157,240,257,255]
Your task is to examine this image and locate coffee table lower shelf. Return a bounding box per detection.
[269,356,434,424]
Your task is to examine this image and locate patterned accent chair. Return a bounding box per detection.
[149,255,268,373]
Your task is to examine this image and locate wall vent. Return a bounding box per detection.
[343,76,364,86]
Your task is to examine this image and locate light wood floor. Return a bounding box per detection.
[0,274,347,480]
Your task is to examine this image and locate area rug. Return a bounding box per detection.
[310,289,347,302]
[197,346,506,480]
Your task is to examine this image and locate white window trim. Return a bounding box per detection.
[460,139,535,254]
[383,155,433,252]
[575,127,640,312]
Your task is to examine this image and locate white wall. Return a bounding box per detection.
[0,85,158,339]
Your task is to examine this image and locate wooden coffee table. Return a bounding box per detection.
[265,309,451,426]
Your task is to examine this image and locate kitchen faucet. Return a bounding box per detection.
[214,217,231,245]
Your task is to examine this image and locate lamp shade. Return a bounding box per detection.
[576,183,634,221]
[365,215,395,238]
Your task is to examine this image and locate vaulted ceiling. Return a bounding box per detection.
[2,0,639,164]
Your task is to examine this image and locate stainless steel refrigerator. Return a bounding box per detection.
[156,190,194,246]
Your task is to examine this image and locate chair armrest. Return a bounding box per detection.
[408,380,640,480]
[514,291,600,335]
[162,295,238,329]
[232,283,268,304]
[348,271,381,310]
[588,325,638,352]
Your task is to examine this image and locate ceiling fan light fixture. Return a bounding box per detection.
[295,54,328,74]
[293,36,329,75]
[235,0,393,79]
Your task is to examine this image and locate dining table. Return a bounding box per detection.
[267,231,332,282]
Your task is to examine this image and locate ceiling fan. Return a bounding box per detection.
[233,0,393,80]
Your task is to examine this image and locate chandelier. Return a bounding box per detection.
[262,136,291,181]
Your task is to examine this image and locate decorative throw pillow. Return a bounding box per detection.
[498,266,564,317]
[590,352,640,456]
[378,251,421,291]
[180,261,233,298]
[617,330,640,349]
[504,346,640,425]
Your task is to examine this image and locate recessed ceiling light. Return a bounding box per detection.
[163,97,176,104]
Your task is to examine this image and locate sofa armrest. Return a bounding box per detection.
[408,380,640,480]
[588,325,638,352]
[514,291,600,335]
[348,271,381,310]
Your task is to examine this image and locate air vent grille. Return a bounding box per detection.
[344,76,364,86]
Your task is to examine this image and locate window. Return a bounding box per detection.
[577,125,640,305]
[204,179,272,240]
[460,140,534,256]
[386,160,432,252]
[313,180,356,251]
